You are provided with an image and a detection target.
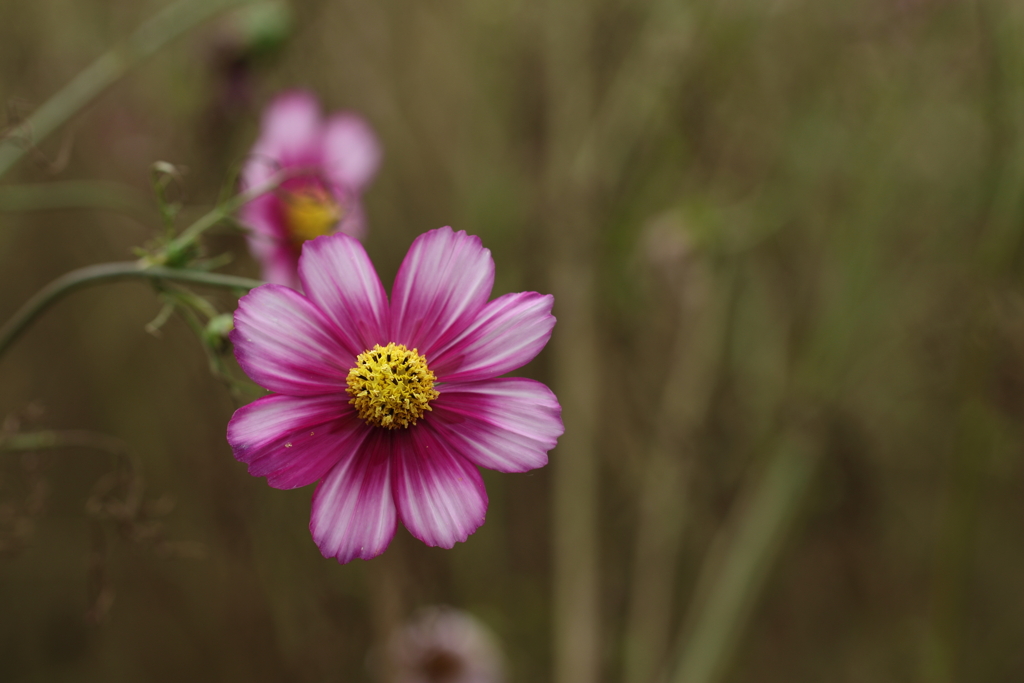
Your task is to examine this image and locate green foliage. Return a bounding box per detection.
[2,0,1024,682]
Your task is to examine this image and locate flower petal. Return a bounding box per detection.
[323,113,382,192]
[231,284,353,395]
[337,198,368,241]
[429,378,563,473]
[311,430,397,563]
[390,227,495,359]
[391,426,488,548]
[239,194,283,241]
[250,91,322,170]
[254,242,301,290]
[239,195,302,288]
[227,394,368,489]
[430,292,555,382]
[299,233,390,356]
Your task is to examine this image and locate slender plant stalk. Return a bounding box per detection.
[623,264,733,683]
[163,167,303,257]
[572,0,695,188]
[623,422,693,683]
[0,429,132,457]
[541,5,700,680]
[0,429,142,510]
[0,0,253,179]
[921,6,1024,678]
[543,2,600,683]
[975,0,1024,271]
[0,180,151,217]
[667,433,818,683]
[0,165,297,361]
[0,262,261,361]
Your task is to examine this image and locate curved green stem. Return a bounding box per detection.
[0,261,262,360]
[0,0,253,179]
[0,180,152,217]
[163,167,304,257]
[0,429,132,457]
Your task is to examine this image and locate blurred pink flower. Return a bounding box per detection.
[240,90,381,289]
[389,606,505,683]
[227,227,562,562]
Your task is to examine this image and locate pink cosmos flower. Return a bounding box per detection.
[240,90,381,289]
[227,227,563,562]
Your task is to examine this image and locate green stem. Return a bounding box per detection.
[0,429,131,456]
[0,180,151,216]
[623,266,733,683]
[543,0,601,679]
[0,261,262,360]
[0,0,253,179]
[163,167,302,257]
[667,433,818,683]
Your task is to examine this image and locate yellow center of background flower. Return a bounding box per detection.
[346,343,439,429]
[283,186,343,244]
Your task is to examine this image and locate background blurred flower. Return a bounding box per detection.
[227,227,563,563]
[239,90,381,289]
[388,606,504,683]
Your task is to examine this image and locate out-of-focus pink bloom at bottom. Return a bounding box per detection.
[389,607,505,683]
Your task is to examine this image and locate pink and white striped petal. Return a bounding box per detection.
[311,432,397,563]
[429,378,563,473]
[323,113,382,192]
[430,292,556,382]
[391,426,488,548]
[228,394,368,489]
[299,233,390,356]
[232,284,353,395]
[390,227,495,359]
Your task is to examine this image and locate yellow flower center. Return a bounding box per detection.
[346,343,439,429]
[282,186,342,244]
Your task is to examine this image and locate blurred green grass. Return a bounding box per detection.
[1,0,1024,682]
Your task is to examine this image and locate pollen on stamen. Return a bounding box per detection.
[346,343,439,429]
[282,185,343,244]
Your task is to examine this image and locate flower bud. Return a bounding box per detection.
[203,313,235,354]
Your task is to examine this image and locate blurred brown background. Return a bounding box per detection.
[2,0,1024,681]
